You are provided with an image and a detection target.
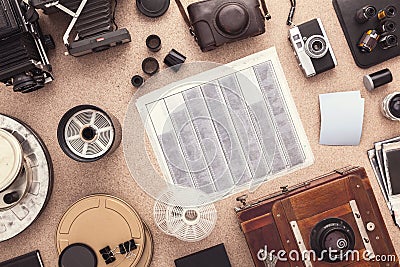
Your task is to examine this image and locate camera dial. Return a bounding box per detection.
[216,3,249,36]
[310,218,355,263]
[305,35,328,59]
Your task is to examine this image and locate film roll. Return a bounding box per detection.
[363,68,393,91]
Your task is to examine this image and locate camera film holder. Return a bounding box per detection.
[57,105,122,162]
[142,57,159,76]
[136,0,170,18]
[146,35,161,52]
[58,243,97,267]
[0,114,53,242]
[363,68,393,91]
[355,6,377,24]
[382,92,400,121]
[164,49,186,72]
[56,194,146,267]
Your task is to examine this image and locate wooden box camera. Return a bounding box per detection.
[235,167,399,267]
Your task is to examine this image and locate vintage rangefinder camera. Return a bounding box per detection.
[0,0,54,93]
[236,167,399,267]
[289,18,337,77]
[184,0,270,52]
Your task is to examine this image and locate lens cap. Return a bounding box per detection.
[136,0,170,18]
[142,57,160,76]
[59,243,97,267]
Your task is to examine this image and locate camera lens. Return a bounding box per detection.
[12,73,37,93]
[305,35,328,59]
[216,4,249,36]
[310,218,355,263]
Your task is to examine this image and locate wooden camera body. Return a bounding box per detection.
[235,167,399,267]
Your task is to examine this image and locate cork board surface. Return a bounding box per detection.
[0,0,399,266]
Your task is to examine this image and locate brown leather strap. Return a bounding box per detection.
[174,0,191,27]
[260,0,271,20]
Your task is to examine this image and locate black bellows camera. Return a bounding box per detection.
[30,0,131,57]
[0,0,54,93]
[176,0,271,52]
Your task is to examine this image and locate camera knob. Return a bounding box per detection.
[216,4,249,36]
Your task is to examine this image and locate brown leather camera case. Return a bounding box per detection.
[235,167,399,267]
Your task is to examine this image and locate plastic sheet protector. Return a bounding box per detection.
[136,47,314,198]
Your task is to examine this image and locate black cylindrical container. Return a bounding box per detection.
[379,34,398,50]
[142,57,160,76]
[363,68,393,91]
[382,92,400,121]
[378,6,397,20]
[355,5,377,24]
[358,30,380,53]
[57,105,122,162]
[377,20,397,34]
[146,35,162,52]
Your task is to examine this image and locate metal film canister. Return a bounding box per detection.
[57,105,122,162]
[363,68,393,91]
[382,92,400,121]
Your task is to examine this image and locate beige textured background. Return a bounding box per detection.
[0,0,399,266]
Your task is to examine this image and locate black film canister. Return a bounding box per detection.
[363,68,393,91]
[164,49,186,72]
[146,35,162,52]
[379,34,398,50]
[378,20,397,34]
[358,30,380,53]
[131,75,144,87]
[142,57,159,76]
[378,6,397,20]
[355,5,377,24]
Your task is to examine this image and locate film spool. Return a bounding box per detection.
[363,68,393,91]
[0,129,23,192]
[57,105,122,162]
[378,6,397,20]
[382,92,400,121]
[380,34,398,50]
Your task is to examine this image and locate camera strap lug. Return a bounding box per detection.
[259,0,271,20]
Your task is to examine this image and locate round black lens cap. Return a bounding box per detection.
[131,75,144,87]
[142,57,160,76]
[59,243,97,267]
[136,0,170,17]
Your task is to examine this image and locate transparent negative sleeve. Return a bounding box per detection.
[133,47,314,203]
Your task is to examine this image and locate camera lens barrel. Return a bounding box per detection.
[358,30,380,53]
[363,68,393,91]
[355,5,377,24]
[382,92,400,121]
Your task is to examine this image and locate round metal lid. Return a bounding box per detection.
[136,0,170,18]
[56,194,145,267]
[0,129,23,191]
